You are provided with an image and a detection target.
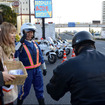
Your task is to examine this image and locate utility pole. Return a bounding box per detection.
[19,0,22,25]
[29,0,31,23]
[42,18,45,39]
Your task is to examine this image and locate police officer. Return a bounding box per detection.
[46,31,105,105]
[15,23,47,105]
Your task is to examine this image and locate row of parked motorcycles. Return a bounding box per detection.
[38,37,72,64]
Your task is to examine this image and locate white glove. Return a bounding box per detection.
[42,62,46,70]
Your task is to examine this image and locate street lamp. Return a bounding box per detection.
[0,9,3,24]
[57,16,61,35]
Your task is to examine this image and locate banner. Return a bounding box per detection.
[34,0,52,18]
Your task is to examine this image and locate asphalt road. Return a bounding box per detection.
[14,33,105,105]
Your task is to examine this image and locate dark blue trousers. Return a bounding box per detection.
[18,67,44,100]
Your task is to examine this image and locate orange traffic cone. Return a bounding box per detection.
[62,50,67,63]
[71,49,75,57]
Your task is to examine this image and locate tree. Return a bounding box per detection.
[0,4,17,26]
[0,14,3,24]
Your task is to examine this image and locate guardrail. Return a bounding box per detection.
[55,24,105,28]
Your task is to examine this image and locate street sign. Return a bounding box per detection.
[12,1,19,7]
[34,0,52,18]
[92,20,100,24]
[68,22,75,27]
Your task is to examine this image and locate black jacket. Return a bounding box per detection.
[0,71,4,97]
[0,71,4,87]
[46,47,105,105]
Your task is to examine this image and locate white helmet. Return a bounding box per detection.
[21,23,36,36]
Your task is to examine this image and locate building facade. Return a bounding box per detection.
[102,1,105,31]
[0,0,38,34]
[17,0,38,34]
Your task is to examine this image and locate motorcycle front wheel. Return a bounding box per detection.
[48,54,57,64]
[57,51,64,59]
[66,48,70,55]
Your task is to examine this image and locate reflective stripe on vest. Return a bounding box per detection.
[2,85,14,92]
[2,88,11,92]
[23,42,41,69]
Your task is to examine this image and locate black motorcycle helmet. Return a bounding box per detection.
[72,31,95,55]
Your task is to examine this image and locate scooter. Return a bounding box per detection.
[39,39,57,64]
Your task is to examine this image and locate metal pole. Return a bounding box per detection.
[58,16,61,35]
[29,0,31,23]
[42,18,45,39]
[21,1,22,25]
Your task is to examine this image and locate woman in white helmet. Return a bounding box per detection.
[15,23,47,105]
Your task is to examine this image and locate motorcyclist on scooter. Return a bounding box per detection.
[15,23,47,105]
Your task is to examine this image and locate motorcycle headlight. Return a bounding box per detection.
[49,46,53,50]
[50,46,56,51]
[53,47,56,51]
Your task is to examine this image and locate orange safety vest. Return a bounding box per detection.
[23,41,41,69]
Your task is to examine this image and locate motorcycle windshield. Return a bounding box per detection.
[47,37,54,45]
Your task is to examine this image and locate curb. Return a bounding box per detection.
[95,38,105,41]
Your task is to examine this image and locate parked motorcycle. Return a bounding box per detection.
[47,37,64,59]
[57,39,71,55]
[39,39,57,64]
[62,39,71,55]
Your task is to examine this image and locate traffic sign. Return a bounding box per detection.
[68,22,75,27]
[12,1,19,7]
